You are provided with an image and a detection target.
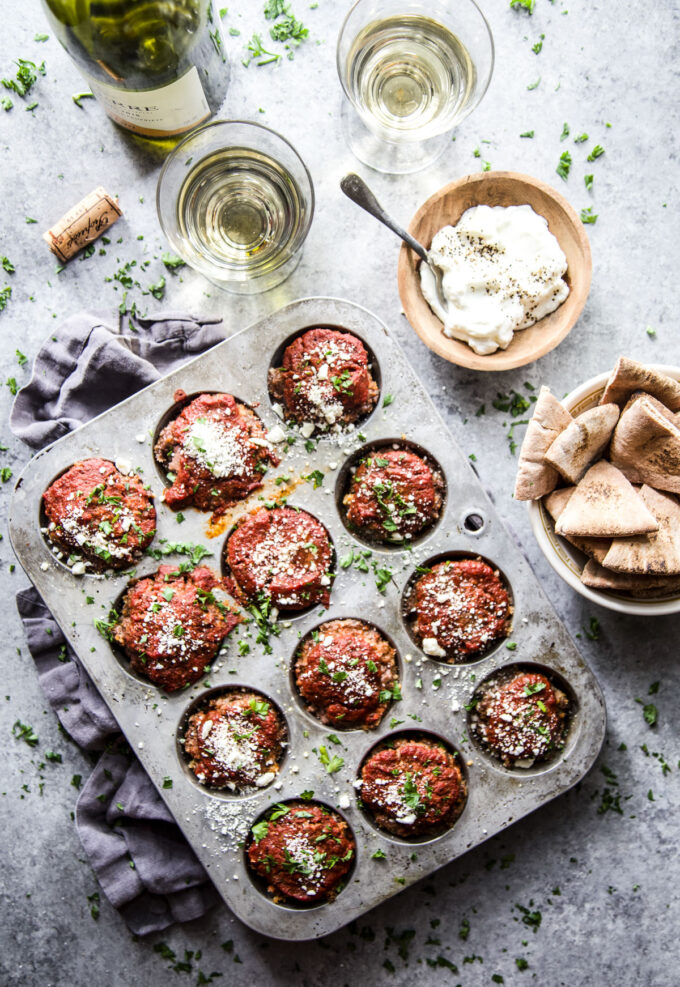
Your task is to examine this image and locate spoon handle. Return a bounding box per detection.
[340,173,429,263]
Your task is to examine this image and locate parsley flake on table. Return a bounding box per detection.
[162,252,186,271]
[510,0,535,12]
[12,720,39,746]
[2,256,15,274]
[1,58,46,98]
[72,91,94,107]
[574,132,589,143]
[556,150,572,180]
[560,122,570,141]
[520,130,535,138]
[581,207,598,224]
[587,144,605,161]
[584,173,594,191]
[245,33,282,65]
[532,34,544,54]
[0,286,11,312]
[526,78,541,90]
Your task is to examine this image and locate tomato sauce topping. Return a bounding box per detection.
[184,690,286,791]
[247,802,354,904]
[113,564,240,692]
[407,558,511,662]
[470,670,569,768]
[42,458,156,572]
[295,619,399,729]
[226,506,333,611]
[155,392,279,515]
[343,447,443,543]
[268,327,379,429]
[360,737,467,838]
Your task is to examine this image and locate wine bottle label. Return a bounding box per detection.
[85,66,211,138]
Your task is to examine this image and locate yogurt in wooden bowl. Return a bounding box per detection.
[397,171,592,371]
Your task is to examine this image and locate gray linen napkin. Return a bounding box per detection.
[12,309,225,934]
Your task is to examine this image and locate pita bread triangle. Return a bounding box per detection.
[555,460,659,538]
[602,486,680,575]
[514,386,573,501]
[600,356,680,411]
[609,392,680,494]
[544,403,620,484]
[581,559,680,598]
[543,486,610,562]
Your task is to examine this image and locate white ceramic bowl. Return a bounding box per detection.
[528,364,680,616]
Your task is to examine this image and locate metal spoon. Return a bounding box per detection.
[339,173,448,311]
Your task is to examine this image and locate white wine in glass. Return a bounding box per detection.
[337,0,494,174]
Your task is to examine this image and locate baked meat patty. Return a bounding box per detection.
[470,669,570,768]
[154,391,279,515]
[294,619,399,729]
[268,327,379,430]
[183,690,286,791]
[113,565,240,691]
[226,506,333,611]
[360,736,467,838]
[42,458,156,573]
[406,558,511,663]
[247,801,355,904]
[343,446,444,544]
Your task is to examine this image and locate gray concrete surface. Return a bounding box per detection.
[1,1,678,985]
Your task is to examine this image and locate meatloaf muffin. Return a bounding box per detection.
[154,391,279,515]
[42,458,156,573]
[294,619,399,729]
[343,446,444,544]
[268,327,379,430]
[360,736,467,838]
[226,506,333,611]
[113,565,240,691]
[183,690,286,791]
[470,669,570,768]
[405,558,511,663]
[247,801,355,904]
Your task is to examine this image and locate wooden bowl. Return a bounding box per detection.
[397,171,593,372]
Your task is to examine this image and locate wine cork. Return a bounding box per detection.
[43,187,122,262]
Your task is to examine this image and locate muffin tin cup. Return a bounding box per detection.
[8,297,606,941]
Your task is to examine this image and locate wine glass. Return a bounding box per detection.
[337,0,494,175]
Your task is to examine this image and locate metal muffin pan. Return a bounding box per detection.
[9,296,606,940]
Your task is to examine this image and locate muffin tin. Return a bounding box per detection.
[8,296,606,940]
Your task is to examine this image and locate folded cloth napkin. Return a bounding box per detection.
[12,310,225,934]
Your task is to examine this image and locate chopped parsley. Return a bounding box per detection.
[72,91,94,107]
[146,540,212,566]
[162,252,186,271]
[584,173,594,191]
[560,122,570,141]
[316,745,344,774]
[303,469,324,488]
[509,0,535,11]
[520,130,535,138]
[581,206,598,225]
[587,144,605,161]
[1,58,46,99]
[12,720,39,747]
[526,78,541,90]
[556,150,572,181]
[382,393,395,408]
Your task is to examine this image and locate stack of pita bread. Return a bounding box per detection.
[514,357,680,598]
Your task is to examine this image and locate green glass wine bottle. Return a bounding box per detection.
[41,0,229,141]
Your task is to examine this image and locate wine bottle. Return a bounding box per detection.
[41,0,229,141]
